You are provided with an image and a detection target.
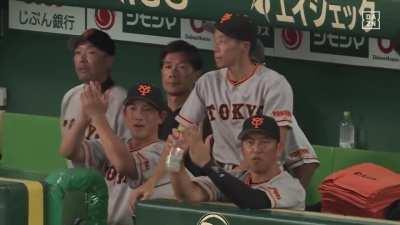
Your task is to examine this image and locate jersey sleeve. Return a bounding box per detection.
[192,176,223,201]
[176,80,206,127]
[60,89,74,136]
[127,145,164,188]
[255,173,305,210]
[283,118,320,170]
[264,77,293,127]
[70,139,107,171]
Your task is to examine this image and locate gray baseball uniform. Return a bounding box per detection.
[193,169,305,210]
[176,65,319,169]
[61,83,131,140]
[74,140,171,225]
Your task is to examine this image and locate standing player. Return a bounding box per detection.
[170,115,305,210]
[158,40,205,140]
[176,12,319,187]
[59,82,170,225]
[61,28,130,147]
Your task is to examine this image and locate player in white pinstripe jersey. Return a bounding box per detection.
[61,28,131,146]
[170,115,305,210]
[59,82,173,225]
[176,12,319,187]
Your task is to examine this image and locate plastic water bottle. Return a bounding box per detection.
[339,111,355,148]
[165,139,185,172]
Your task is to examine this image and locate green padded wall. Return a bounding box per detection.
[0,180,28,225]
[136,199,400,225]
[306,145,334,205]
[1,113,65,173]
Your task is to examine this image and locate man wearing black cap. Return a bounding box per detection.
[59,82,172,225]
[169,115,305,210]
[61,28,130,152]
[175,12,319,188]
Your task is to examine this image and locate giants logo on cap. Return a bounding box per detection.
[137,84,152,96]
[220,13,233,23]
[251,116,264,128]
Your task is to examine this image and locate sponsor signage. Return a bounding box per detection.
[8,0,400,70]
[9,0,84,35]
[197,213,229,225]
[18,0,400,38]
[310,32,369,58]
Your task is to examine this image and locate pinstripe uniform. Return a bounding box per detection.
[193,169,305,210]
[73,140,172,225]
[61,83,131,141]
[176,65,319,169]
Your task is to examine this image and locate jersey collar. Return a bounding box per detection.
[226,64,259,87]
[101,77,115,93]
[127,139,161,152]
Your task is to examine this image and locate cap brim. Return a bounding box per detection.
[238,129,277,140]
[124,97,165,112]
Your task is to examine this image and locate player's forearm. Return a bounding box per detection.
[292,162,319,188]
[91,115,138,179]
[202,162,271,209]
[170,166,207,202]
[59,117,88,162]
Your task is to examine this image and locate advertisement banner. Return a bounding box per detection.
[18,0,400,38]
[8,0,400,70]
[9,0,84,35]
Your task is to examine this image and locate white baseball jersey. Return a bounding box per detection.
[193,169,305,210]
[73,140,172,225]
[61,83,131,140]
[176,65,319,169]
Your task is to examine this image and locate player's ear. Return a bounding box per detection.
[241,40,251,55]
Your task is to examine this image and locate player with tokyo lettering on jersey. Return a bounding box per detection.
[59,82,173,225]
[176,12,319,188]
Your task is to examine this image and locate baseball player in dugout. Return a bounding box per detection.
[129,40,212,203]
[175,12,320,188]
[170,115,305,210]
[61,28,131,153]
[59,82,174,225]
[158,40,208,140]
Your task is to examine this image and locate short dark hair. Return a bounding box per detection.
[160,40,203,71]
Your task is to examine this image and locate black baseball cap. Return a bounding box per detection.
[238,115,280,142]
[69,28,115,56]
[215,12,257,47]
[124,82,167,112]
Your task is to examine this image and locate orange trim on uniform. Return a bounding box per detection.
[226,64,259,86]
[263,187,278,208]
[177,114,195,125]
[275,119,293,124]
[128,140,161,152]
